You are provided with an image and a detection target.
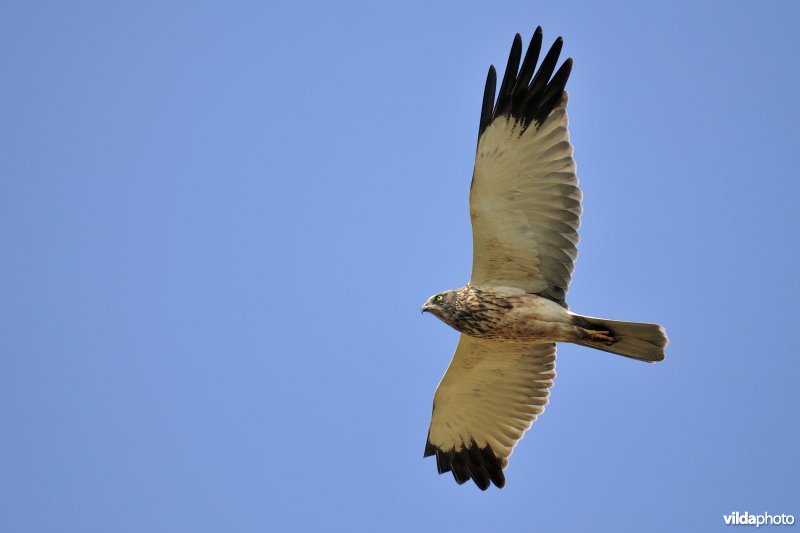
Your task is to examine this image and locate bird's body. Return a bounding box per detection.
[421,26,667,490]
[424,286,589,344]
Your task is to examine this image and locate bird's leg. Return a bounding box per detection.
[581,328,615,345]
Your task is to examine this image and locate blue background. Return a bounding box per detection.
[2,1,798,531]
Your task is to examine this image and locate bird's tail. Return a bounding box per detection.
[573,314,668,363]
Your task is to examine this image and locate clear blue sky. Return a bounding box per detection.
[2,1,799,531]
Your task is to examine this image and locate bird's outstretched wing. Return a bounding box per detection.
[470,28,580,306]
[424,335,556,490]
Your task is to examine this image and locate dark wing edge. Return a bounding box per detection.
[424,435,506,490]
[477,27,573,143]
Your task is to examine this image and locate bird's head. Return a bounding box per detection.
[421,290,459,322]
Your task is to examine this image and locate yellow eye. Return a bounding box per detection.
[437,295,443,301]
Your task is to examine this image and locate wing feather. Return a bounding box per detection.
[424,336,556,490]
[470,95,580,306]
[469,31,579,305]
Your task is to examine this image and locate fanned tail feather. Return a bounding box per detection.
[574,315,668,363]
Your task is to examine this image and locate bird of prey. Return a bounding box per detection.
[421,27,668,490]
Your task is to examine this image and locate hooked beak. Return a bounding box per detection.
[421,298,434,314]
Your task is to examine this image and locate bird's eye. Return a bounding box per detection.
[436,295,444,302]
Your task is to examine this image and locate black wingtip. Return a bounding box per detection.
[477,27,572,142]
[528,35,563,96]
[424,440,507,490]
[494,34,523,118]
[466,446,492,490]
[478,65,498,140]
[487,64,497,82]
[435,448,454,474]
[423,439,436,458]
[533,56,572,125]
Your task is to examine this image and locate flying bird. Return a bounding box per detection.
[421,27,668,490]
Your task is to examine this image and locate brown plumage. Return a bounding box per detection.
[420,26,668,490]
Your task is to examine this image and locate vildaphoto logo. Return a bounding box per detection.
[723,512,795,527]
